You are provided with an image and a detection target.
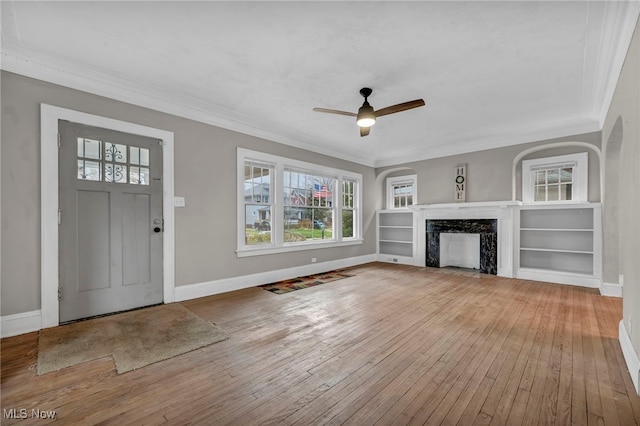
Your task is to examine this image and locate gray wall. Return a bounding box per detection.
[0,71,377,316]
[603,18,640,358]
[376,133,602,209]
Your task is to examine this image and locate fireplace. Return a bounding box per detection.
[426,219,498,275]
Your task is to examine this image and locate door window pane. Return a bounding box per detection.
[77,138,102,160]
[105,142,127,163]
[77,160,101,181]
[105,164,127,183]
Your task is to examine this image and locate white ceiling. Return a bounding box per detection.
[2,1,639,167]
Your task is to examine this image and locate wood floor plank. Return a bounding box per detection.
[1,263,638,426]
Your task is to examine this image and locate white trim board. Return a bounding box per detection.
[600,282,623,298]
[175,254,376,302]
[0,310,42,338]
[619,320,640,395]
[40,104,176,329]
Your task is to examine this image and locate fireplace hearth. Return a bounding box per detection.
[426,219,498,275]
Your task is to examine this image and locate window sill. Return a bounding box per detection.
[236,239,364,258]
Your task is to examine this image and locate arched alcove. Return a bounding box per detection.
[375,167,417,211]
[511,142,603,201]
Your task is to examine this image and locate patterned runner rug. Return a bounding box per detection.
[259,270,354,294]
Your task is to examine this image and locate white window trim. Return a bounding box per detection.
[522,152,588,204]
[386,174,417,210]
[237,148,363,257]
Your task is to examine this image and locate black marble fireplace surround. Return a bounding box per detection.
[426,219,498,275]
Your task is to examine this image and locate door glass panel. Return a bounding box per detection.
[77,138,102,160]
[130,146,140,165]
[105,164,127,183]
[105,142,127,163]
[130,146,150,167]
[130,167,150,185]
[78,160,102,181]
[77,140,152,185]
[140,148,149,166]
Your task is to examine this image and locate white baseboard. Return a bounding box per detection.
[175,254,376,302]
[1,310,42,338]
[619,320,640,395]
[600,282,623,298]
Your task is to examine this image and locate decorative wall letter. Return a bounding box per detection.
[454,163,466,202]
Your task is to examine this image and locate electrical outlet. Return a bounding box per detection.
[392,258,399,263]
[311,257,317,263]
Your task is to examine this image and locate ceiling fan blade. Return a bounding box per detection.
[313,107,357,117]
[360,126,370,137]
[374,99,425,118]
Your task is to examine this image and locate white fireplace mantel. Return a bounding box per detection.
[411,201,520,278]
[411,200,522,211]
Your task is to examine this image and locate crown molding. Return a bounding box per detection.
[373,117,601,168]
[1,48,599,170]
[593,1,640,126]
[0,48,376,167]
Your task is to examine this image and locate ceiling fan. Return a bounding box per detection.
[313,88,425,137]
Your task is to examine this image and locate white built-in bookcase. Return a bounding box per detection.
[515,203,601,287]
[376,210,416,265]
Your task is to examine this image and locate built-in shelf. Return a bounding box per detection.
[520,247,593,254]
[516,204,601,287]
[377,210,415,265]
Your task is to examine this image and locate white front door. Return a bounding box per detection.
[58,121,163,322]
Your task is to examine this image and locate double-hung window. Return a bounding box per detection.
[386,175,417,209]
[522,153,588,204]
[237,148,362,256]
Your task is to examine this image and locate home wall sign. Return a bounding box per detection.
[454,163,466,202]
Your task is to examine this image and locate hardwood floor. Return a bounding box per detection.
[2,263,639,425]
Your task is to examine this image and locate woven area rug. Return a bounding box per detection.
[37,304,228,375]
[259,270,354,294]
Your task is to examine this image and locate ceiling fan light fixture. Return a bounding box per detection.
[356,105,376,127]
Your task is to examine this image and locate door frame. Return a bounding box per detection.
[41,104,175,328]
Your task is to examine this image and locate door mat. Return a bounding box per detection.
[259,270,354,294]
[37,303,228,375]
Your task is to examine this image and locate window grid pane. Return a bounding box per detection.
[531,166,573,202]
[392,183,413,208]
[283,169,336,242]
[342,179,356,239]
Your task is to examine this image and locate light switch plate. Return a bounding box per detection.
[174,196,186,207]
